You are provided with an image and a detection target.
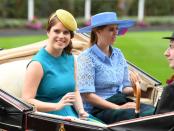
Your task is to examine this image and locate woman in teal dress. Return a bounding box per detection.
[22,9,88,119]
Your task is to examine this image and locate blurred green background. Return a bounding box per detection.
[116,31,173,85]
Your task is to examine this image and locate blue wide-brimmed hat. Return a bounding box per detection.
[77,12,135,35]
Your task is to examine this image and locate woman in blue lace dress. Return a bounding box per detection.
[77,12,155,124]
[22,9,88,119]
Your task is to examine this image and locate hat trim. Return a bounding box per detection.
[49,9,77,31]
[163,37,174,40]
[77,20,135,33]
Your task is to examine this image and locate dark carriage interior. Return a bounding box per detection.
[1,89,174,131]
[0,89,33,131]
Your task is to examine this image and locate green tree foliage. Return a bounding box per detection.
[0,0,27,18]
[0,0,174,18]
[145,0,173,16]
[129,0,174,16]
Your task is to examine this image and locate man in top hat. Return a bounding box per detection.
[155,32,174,114]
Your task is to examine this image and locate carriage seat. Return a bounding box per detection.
[0,59,30,98]
[0,44,161,107]
[0,58,160,107]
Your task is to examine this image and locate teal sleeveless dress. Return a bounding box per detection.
[31,48,78,117]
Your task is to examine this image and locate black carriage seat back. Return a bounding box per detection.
[155,83,174,114]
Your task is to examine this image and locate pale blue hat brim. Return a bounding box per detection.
[77,19,135,34]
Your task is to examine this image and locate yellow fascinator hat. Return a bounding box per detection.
[50,9,77,31]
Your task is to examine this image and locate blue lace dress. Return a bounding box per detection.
[77,44,154,124]
[77,44,131,112]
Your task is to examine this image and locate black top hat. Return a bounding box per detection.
[163,32,174,40]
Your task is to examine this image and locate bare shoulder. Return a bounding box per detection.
[26,61,43,75]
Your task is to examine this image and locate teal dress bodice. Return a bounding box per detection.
[31,48,77,117]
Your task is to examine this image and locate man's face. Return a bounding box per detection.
[164,40,174,69]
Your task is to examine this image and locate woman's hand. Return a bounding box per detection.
[78,108,89,119]
[57,92,75,110]
[129,70,142,96]
[120,102,136,109]
[129,70,141,88]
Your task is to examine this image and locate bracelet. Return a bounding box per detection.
[77,108,84,112]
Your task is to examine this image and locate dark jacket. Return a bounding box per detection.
[155,83,174,114]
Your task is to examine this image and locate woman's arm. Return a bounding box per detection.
[122,58,134,95]
[74,88,89,119]
[122,87,134,95]
[82,93,120,109]
[83,93,136,110]
[73,56,88,118]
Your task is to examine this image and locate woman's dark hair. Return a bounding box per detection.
[47,14,74,54]
[90,25,107,46]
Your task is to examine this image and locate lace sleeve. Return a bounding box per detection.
[77,54,95,93]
